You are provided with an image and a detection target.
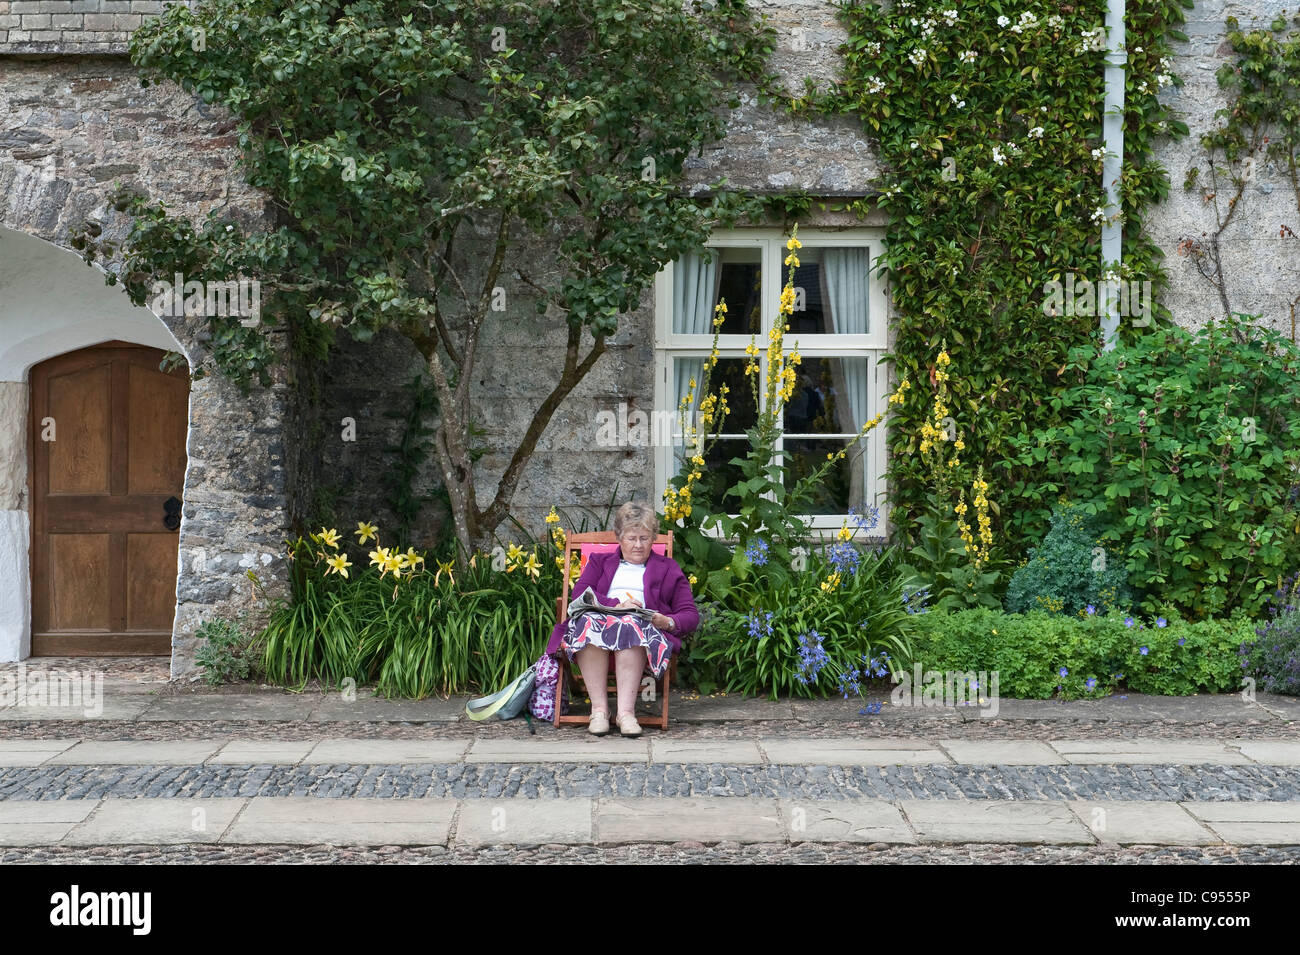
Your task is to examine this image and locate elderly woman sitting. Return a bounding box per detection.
[544,501,698,736]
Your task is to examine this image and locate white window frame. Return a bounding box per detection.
[652,227,890,537]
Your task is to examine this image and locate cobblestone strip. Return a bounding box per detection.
[2,718,1295,741]
[2,842,1298,865]
[4,763,1300,801]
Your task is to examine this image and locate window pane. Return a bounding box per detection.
[784,247,870,336]
[674,356,759,436]
[671,438,748,508]
[783,438,870,516]
[673,247,761,335]
[783,356,872,435]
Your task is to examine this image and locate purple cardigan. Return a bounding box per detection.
[545,551,699,657]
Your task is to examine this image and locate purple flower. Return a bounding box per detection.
[1124,617,1135,628]
[1139,646,1149,656]
[1177,637,1186,646]
[1058,666,1068,678]
[1156,617,1167,628]
[1086,604,1097,615]
[849,504,881,532]
[743,538,770,567]
[1085,677,1097,691]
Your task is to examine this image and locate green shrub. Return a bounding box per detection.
[1003,501,1135,616]
[194,617,259,685]
[1239,572,1300,696]
[909,608,1247,699]
[689,547,917,699]
[1005,315,1300,618]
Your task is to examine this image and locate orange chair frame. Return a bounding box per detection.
[552,532,677,730]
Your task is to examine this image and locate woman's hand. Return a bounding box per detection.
[614,595,643,611]
[650,612,675,631]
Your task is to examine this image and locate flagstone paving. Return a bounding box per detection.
[0,660,1297,861]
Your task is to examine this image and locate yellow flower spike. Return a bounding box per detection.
[355,521,378,544]
[545,508,560,525]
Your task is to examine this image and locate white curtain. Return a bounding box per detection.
[672,251,718,461]
[823,249,872,509]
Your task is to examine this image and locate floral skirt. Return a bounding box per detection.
[561,612,672,678]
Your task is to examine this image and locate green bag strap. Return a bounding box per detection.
[464,667,534,722]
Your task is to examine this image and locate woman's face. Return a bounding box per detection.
[618,526,654,564]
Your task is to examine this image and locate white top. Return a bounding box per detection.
[609,559,648,608]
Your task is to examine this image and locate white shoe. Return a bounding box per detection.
[588,711,610,736]
[616,713,642,737]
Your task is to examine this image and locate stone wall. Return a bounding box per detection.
[4,0,1300,674]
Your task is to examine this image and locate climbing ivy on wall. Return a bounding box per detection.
[793,0,1193,553]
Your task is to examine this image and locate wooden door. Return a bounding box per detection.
[29,342,189,655]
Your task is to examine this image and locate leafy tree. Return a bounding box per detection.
[73,0,776,554]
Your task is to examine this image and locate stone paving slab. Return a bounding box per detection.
[760,738,949,765]
[207,741,317,765]
[901,800,1094,844]
[307,695,465,722]
[595,797,784,844]
[139,695,318,721]
[0,740,78,766]
[455,798,591,846]
[1235,741,1300,765]
[937,741,1064,765]
[50,741,223,764]
[1183,802,1300,845]
[1066,801,1218,845]
[777,799,917,844]
[1049,740,1251,764]
[648,740,764,764]
[0,699,151,721]
[62,798,245,845]
[303,740,469,764]
[466,738,648,763]
[226,797,456,846]
[0,800,96,846]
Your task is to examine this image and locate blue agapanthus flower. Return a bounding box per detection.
[860,702,884,716]
[848,503,881,532]
[794,630,829,686]
[743,537,770,567]
[902,586,931,615]
[827,541,861,575]
[747,610,774,640]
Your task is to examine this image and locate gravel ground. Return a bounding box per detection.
[2,718,1296,741]
[5,762,1300,801]
[2,842,1297,864]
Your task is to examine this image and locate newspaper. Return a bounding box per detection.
[566,586,656,622]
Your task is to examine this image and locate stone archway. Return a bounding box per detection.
[0,225,289,677]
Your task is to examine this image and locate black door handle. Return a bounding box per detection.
[163,496,182,531]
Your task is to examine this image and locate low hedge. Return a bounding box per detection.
[906,608,1252,699]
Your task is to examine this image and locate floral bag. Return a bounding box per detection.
[528,653,569,721]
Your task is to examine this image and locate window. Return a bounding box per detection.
[653,228,889,534]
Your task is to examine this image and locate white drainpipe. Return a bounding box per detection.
[1101,0,1126,350]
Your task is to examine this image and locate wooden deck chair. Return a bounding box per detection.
[553,531,677,730]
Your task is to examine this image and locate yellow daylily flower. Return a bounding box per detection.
[435,559,455,587]
[522,553,542,580]
[317,528,341,549]
[355,521,378,544]
[325,554,352,578]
